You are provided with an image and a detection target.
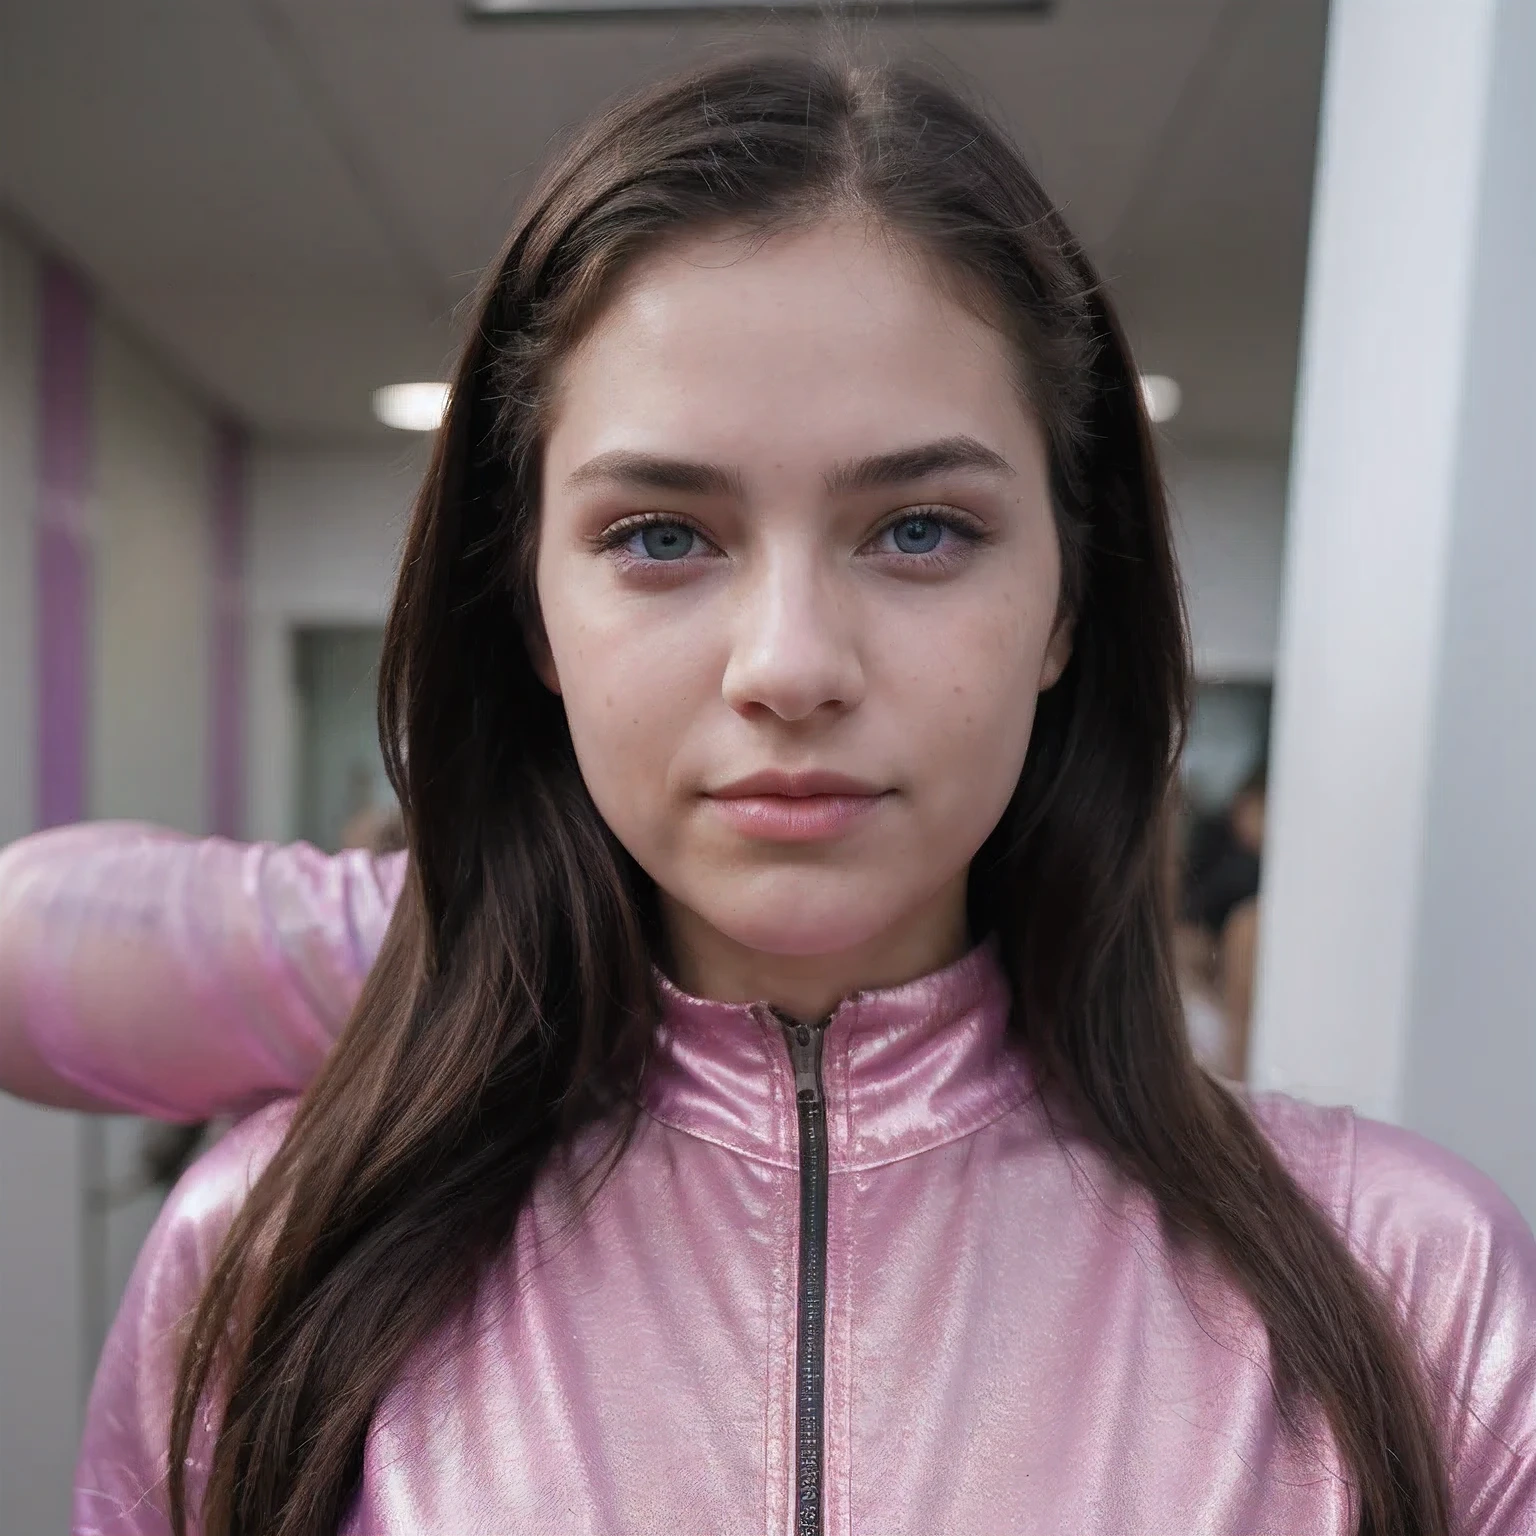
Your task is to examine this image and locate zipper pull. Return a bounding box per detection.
[779,1015,828,1105]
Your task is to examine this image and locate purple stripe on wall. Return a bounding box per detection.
[35,261,94,830]
[209,421,247,837]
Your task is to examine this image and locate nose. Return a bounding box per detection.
[719,550,865,723]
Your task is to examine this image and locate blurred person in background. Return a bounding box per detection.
[1,53,1533,1536]
[1163,795,1234,1077]
[1184,765,1266,940]
[1177,765,1267,1078]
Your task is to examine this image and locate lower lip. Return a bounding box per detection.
[706,793,888,842]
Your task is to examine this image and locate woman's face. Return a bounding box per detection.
[536,219,1069,998]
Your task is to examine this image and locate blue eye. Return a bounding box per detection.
[630,522,696,561]
[890,515,944,555]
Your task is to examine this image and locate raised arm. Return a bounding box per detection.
[0,823,405,1120]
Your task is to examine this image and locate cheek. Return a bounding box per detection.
[538,571,709,837]
[902,584,1053,778]
[883,595,1053,883]
[924,684,1036,847]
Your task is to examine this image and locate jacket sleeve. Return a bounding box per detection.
[73,1100,296,1535]
[0,822,405,1120]
[1346,1119,1536,1535]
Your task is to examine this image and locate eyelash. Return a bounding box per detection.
[595,507,986,575]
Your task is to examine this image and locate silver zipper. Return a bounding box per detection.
[770,1008,831,1536]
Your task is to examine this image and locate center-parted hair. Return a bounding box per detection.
[170,51,1448,1536]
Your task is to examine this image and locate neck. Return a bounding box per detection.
[660,879,971,1021]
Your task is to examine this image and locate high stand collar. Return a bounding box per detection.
[639,939,1034,1170]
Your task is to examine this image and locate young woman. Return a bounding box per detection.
[2,51,1533,1536]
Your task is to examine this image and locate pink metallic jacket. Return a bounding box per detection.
[2,825,1534,1534]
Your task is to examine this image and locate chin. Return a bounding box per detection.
[704,881,908,961]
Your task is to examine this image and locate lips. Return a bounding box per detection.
[707,769,885,799]
[703,770,891,843]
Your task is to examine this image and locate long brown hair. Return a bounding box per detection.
[170,51,1447,1536]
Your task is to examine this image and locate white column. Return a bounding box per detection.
[1254,0,1536,1222]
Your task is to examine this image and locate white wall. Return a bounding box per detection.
[246,442,424,842]
[0,225,84,1536]
[0,224,230,1533]
[88,312,224,1398]
[92,315,212,832]
[1166,453,1288,681]
[0,230,36,845]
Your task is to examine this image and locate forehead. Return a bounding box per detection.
[544,219,1038,480]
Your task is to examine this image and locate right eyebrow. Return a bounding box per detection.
[564,450,746,500]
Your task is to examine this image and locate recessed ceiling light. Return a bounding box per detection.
[1139,374,1182,425]
[469,0,1050,16]
[372,382,450,433]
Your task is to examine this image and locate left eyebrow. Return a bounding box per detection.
[823,435,1014,496]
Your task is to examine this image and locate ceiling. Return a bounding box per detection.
[0,0,1329,451]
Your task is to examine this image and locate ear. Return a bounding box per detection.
[1038,609,1075,692]
[522,610,561,696]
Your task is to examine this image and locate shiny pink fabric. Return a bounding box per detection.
[0,823,402,1117]
[6,826,1533,1533]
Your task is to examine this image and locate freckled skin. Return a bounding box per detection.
[534,220,1070,1015]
